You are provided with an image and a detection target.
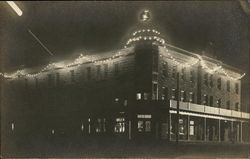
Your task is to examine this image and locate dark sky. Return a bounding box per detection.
[0,1,249,73]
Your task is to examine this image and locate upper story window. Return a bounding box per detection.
[56,73,60,86]
[162,62,168,77]
[209,75,213,87]
[204,73,208,86]
[136,93,142,100]
[144,93,150,100]
[203,94,208,105]
[48,74,54,87]
[181,68,186,80]
[235,102,239,111]
[35,78,38,88]
[171,89,176,100]
[24,79,28,89]
[152,54,158,72]
[190,70,195,83]
[189,92,195,103]
[70,70,75,83]
[217,78,221,90]
[87,67,91,81]
[172,66,177,78]
[226,80,230,92]
[162,87,168,100]
[104,64,108,78]
[96,65,101,79]
[210,96,213,107]
[235,83,239,94]
[114,63,119,76]
[180,90,186,102]
[226,100,230,109]
[217,98,221,108]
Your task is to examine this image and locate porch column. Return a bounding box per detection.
[168,113,171,141]
[240,121,243,143]
[187,115,190,141]
[231,121,234,142]
[129,120,131,140]
[218,119,221,142]
[204,117,206,141]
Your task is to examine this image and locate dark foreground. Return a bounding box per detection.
[2,138,250,158]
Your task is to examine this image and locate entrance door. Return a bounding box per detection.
[137,114,152,139]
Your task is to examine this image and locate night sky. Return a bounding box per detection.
[0,1,249,74]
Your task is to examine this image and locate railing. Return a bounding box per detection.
[170,100,250,120]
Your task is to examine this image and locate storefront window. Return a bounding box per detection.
[189,120,195,135]
[145,121,151,132]
[114,118,125,133]
[138,120,144,132]
[179,119,184,135]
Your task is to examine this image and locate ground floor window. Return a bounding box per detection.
[189,120,195,135]
[95,118,106,133]
[137,114,152,132]
[114,117,125,133]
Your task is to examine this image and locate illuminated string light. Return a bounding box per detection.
[161,47,245,81]
[0,28,245,81]
[0,48,133,79]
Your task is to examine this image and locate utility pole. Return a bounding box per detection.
[176,72,180,144]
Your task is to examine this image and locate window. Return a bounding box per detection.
[210,96,213,107]
[143,93,149,100]
[70,70,75,83]
[226,80,230,92]
[114,63,119,76]
[171,89,176,100]
[162,87,168,100]
[181,68,186,80]
[203,94,208,105]
[87,67,91,81]
[235,102,239,111]
[114,118,125,133]
[56,73,60,86]
[35,78,38,88]
[138,120,144,132]
[115,98,119,102]
[95,118,106,133]
[204,73,208,86]
[104,64,108,78]
[145,121,151,132]
[152,73,158,81]
[181,90,186,102]
[48,74,54,87]
[124,100,128,106]
[11,122,15,131]
[235,83,239,94]
[209,75,213,87]
[172,66,177,78]
[152,54,158,72]
[190,70,195,82]
[81,123,84,131]
[179,119,184,135]
[136,93,142,100]
[24,79,28,89]
[95,118,102,133]
[162,62,168,77]
[152,83,158,100]
[226,101,230,109]
[137,114,152,132]
[217,78,221,90]
[96,65,101,80]
[217,99,221,108]
[189,92,195,103]
[189,120,195,135]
